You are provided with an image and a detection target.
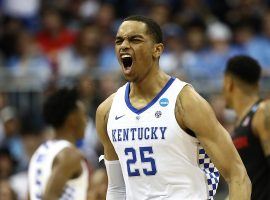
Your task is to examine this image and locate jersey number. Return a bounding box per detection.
[125,146,157,176]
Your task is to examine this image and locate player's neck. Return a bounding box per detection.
[233,92,259,121]
[130,69,170,99]
[54,128,77,145]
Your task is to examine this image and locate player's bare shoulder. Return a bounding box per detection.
[257,99,270,113]
[175,85,193,128]
[175,84,218,136]
[253,99,270,134]
[54,145,82,169]
[177,84,204,106]
[175,85,203,125]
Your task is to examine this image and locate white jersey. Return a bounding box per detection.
[28,140,89,200]
[107,77,219,200]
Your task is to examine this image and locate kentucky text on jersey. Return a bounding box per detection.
[111,127,167,142]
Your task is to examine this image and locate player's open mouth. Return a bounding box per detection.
[121,55,133,70]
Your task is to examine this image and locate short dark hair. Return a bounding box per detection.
[43,88,79,129]
[225,55,261,85]
[123,15,163,43]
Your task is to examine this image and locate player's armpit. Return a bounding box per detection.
[176,85,251,200]
[96,93,119,161]
[253,100,270,156]
[43,147,82,200]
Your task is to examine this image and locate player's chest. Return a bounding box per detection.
[108,111,179,148]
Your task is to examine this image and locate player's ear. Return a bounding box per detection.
[66,111,77,128]
[224,73,233,92]
[153,43,164,59]
[227,75,234,92]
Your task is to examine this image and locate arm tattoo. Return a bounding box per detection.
[176,97,183,116]
[264,102,270,130]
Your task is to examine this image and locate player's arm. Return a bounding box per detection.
[96,94,126,200]
[176,86,251,200]
[253,100,270,156]
[43,147,82,200]
[252,100,270,194]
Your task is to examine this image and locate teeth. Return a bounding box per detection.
[121,55,131,59]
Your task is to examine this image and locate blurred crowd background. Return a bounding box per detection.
[0,0,270,199]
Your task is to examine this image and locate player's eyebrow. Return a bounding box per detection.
[115,36,123,41]
[129,34,144,38]
[115,34,144,40]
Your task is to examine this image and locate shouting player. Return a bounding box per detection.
[96,15,251,199]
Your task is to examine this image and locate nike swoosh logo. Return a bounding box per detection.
[115,115,125,120]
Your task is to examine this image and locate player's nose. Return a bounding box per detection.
[120,39,130,50]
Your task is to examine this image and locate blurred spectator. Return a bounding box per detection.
[233,19,256,47]
[2,0,40,18]
[77,75,98,118]
[6,30,52,90]
[97,3,119,71]
[0,17,23,59]
[0,147,16,179]
[82,119,99,169]
[226,0,266,25]
[88,168,107,200]
[96,3,116,34]
[36,6,76,69]
[79,0,100,20]
[262,9,270,38]
[183,21,243,88]
[77,75,100,168]
[184,18,207,52]
[58,0,100,30]
[98,37,120,71]
[8,112,43,200]
[20,112,43,164]
[181,19,207,82]
[0,93,8,142]
[1,0,40,31]
[57,24,101,80]
[149,1,171,26]
[160,23,184,74]
[234,17,270,73]
[206,0,230,22]
[40,0,69,11]
[258,10,270,72]
[97,71,122,102]
[0,107,25,172]
[175,0,213,25]
[0,179,17,200]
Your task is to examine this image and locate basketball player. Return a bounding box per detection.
[223,55,270,200]
[28,88,89,200]
[96,15,251,200]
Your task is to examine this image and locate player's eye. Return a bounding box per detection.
[115,39,123,45]
[130,38,142,43]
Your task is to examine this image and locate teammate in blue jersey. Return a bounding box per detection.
[28,88,89,200]
[96,15,251,200]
